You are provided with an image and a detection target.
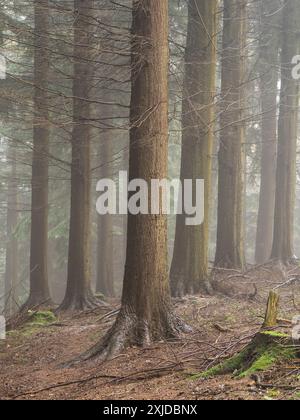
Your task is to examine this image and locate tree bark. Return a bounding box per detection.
[96,130,115,298]
[170,0,217,296]
[271,0,299,263]
[214,0,246,269]
[25,0,52,310]
[255,0,279,265]
[84,0,189,361]
[5,145,18,315]
[263,291,279,328]
[59,0,99,311]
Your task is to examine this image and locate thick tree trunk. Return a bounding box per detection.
[84,0,189,361]
[5,146,18,315]
[25,0,52,310]
[255,0,279,265]
[214,0,246,269]
[170,0,217,296]
[271,0,299,263]
[59,0,99,311]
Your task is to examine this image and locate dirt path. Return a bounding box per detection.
[1,268,299,400]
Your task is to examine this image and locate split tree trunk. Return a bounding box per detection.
[214,0,246,269]
[271,0,299,263]
[170,0,217,296]
[59,0,99,311]
[84,0,188,361]
[255,0,279,265]
[25,0,52,310]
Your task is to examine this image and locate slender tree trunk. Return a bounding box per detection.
[255,0,279,264]
[25,0,52,309]
[84,0,189,361]
[5,146,18,315]
[96,133,115,298]
[59,0,99,311]
[214,0,246,269]
[271,0,299,263]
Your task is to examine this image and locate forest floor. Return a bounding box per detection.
[0,265,300,401]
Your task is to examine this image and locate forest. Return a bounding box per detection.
[0,0,300,402]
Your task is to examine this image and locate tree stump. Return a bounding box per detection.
[198,290,298,379]
[263,291,279,328]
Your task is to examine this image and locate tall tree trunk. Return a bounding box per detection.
[271,0,299,263]
[255,0,279,265]
[96,132,115,298]
[25,0,52,309]
[5,145,18,315]
[84,0,189,361]
[170,0,217,296]
[59,0,99,311]
[214,0,246,269]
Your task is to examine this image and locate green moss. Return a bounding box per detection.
[193,333,297,380]
[293,392,300,400]
[20,311,57,337]
[266,389,281,399]
[191,350,248,379]
[95,293,105,300]
[238,349,277,378]
[261,331,289,339]
[237,343,295,378]
[28,311,57,326]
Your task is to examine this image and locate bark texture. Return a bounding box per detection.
[96,127,115,298]
[170,0,217,296]
[255,0,280,264]
[59,0,99,311]
[84,0,189,361]
[271,0,299,263]
[25,0,52,310]
[5,146,18,315]
[263,291,279,328]
[214,0,247,269]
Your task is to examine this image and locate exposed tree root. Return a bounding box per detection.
[85,311,190,361]
[170,274,186,298]
[57,291,108,313]
[62,307,192,366]
[171,274,214,298]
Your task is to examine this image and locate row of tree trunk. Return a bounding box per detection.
[6,0,299,351]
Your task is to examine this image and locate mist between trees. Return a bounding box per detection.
[0,0,299,358]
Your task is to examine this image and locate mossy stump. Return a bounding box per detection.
[199,291,299,379]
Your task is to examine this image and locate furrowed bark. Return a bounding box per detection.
[214,0,247,269]
[24,0,52,310]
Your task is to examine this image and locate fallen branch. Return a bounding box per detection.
[11,373,119,400]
